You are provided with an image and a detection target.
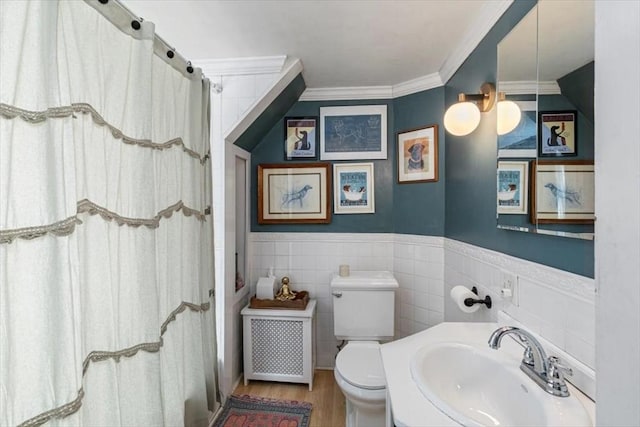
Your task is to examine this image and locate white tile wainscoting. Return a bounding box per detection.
[444,239,596,369]
[247,233,595,372]
[248,233,445,368]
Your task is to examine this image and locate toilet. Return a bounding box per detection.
[331,270,399,427]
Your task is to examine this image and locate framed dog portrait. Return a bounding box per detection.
[397,124,438,183]
[538,111,578,157]
[284,116,318,160]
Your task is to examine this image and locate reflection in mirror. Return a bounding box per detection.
[235,156,247,291]
[496,0,595,240]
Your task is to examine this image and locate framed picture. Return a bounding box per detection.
[397,124,439,183]
[497,161,529,214]
[538,110,578,157]
[320,105,387,160]
[333,163,375,214]
[284,116,318,160]
[530,160,594,224]
[257,163,331,224]
[498,101,537,158]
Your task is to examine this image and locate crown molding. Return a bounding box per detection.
[196,55,287,76]
[224,57,303,144]
[537,80,562,95]
[500,80,561,95]
[299,72,444,101]
[439,0,514,83]
[392,72,444,98]
[299,86,394,101]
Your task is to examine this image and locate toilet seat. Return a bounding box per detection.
[335,341,386,390]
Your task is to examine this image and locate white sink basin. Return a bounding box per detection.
[410,342,592,427]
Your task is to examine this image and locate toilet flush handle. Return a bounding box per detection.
[332,291,342,298]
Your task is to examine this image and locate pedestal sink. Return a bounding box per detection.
[409,342,592,427]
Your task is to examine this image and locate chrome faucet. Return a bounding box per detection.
[488,326,572,397]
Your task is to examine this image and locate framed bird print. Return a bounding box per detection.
[530,160,594,224]
[258,163,331,224]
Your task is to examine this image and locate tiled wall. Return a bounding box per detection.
[444,239,595,369]
[248,233,445,368]
[392,235,445,338]
[247,233,595,372]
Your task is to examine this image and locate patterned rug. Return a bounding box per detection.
[212,394,312,427]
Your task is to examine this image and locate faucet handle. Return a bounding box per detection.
[548,356,573,378]
[546,356,572,397]
[522,345,535,367]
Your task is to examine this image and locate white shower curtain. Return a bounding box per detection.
[0,1,218,425]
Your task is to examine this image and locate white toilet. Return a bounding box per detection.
[331,270,399,427]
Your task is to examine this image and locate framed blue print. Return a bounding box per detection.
[333,162,375,214]
[320,105,387,160]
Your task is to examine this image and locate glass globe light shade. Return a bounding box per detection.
[497,100,522,135]
[444,102,481,136]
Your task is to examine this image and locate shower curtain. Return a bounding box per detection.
[0,1,218,425]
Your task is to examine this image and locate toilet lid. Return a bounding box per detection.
[335,342,386,390]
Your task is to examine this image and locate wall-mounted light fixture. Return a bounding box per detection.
[496,92,522,135]
[444,83,496,136]
[444,83,523,137]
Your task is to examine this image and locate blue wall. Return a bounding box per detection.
[251,99,395,233]
[247,0,594,277]
[392,88,446,236]
[444,0,594,277]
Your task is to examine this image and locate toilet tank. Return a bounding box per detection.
[331,271,399,340]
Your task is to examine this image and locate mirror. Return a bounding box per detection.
[235,155,247,292]
[497,0,595,240]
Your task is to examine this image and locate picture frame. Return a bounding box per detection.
[538,110,578,157]
[397,124,439,183]
[530,160,594,224]
[257,163,331,224]
[497,160,529,215]
[333,162,375,214]
[284,116,318,160]
[498,101,537,158]
[320,105,387,160]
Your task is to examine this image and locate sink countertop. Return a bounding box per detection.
[380,322,595,427]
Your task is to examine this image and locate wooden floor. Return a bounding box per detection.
[233,369,346,427]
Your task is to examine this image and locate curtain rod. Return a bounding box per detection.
[84,0,216,87]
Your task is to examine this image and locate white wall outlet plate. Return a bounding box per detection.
[500,270,519,306]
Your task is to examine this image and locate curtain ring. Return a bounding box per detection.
[98,0,109,4]
[186,61,194,74]
[131,20,141,30]
[167,50,175,59]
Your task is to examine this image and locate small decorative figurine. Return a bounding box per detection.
[275,276,297,301]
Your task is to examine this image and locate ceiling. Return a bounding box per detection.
[122,0,505,89]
